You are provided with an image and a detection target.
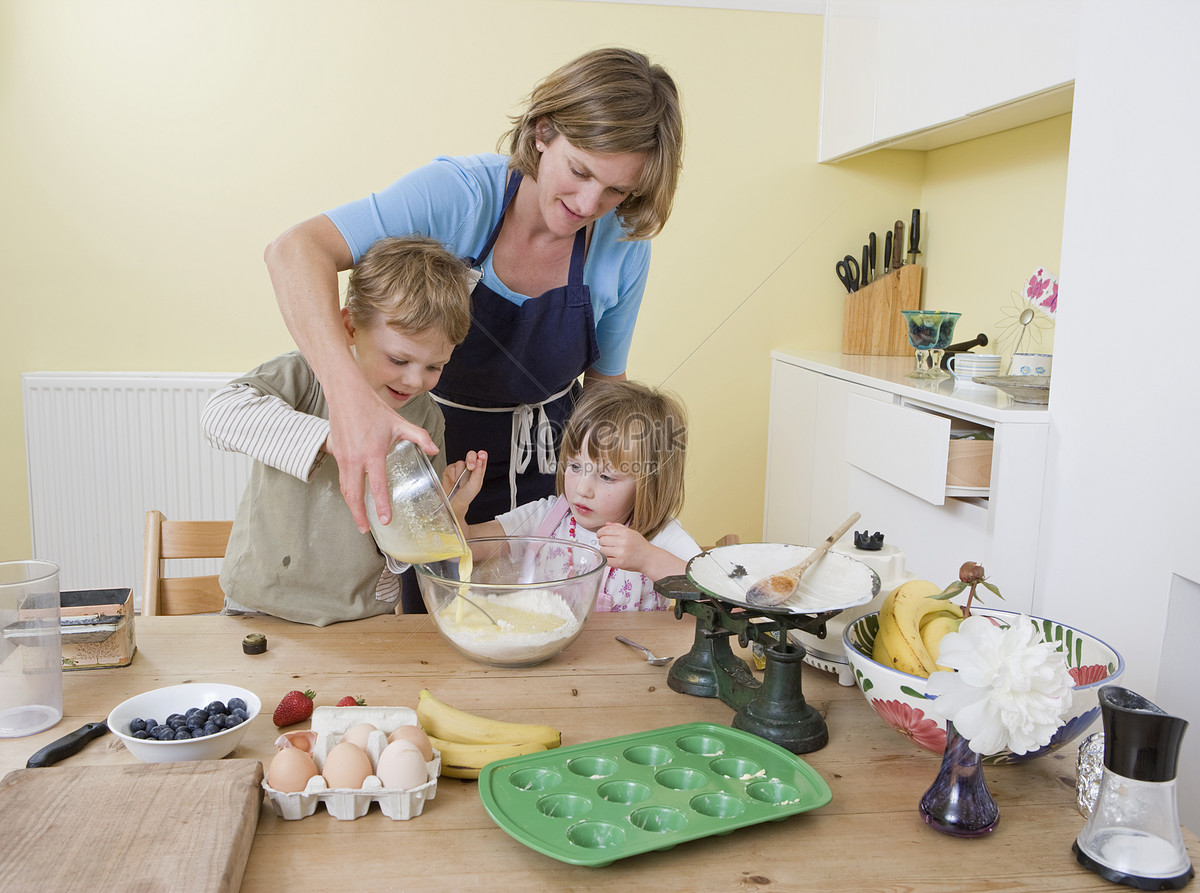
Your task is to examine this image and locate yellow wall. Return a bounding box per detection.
[1,0,1070,565]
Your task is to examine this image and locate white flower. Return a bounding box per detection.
[926,614,1074,755]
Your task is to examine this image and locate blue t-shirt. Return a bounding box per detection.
[324,153,650,377]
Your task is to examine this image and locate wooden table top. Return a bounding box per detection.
[3,611,1195,891]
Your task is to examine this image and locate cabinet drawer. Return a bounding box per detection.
[844,394,952,505]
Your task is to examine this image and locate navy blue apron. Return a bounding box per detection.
[433,170,601,524]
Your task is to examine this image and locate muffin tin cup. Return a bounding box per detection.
[262,706,440,821]
[478,722,832,867]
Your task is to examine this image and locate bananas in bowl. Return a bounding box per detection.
[842,581,1124,764]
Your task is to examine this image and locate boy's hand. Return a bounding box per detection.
[327,381,438,532]
[442,450,487,528]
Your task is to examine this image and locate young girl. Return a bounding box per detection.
[446,381,700,611]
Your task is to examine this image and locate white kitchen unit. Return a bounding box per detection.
[819,0,1080,162]
[764,351,1050,611]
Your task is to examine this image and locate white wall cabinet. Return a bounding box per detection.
[764,351,1049,610]
[819,0,1080,162]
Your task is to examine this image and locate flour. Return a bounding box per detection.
[434,589,583,664]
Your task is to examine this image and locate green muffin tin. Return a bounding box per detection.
[478,721,832,867]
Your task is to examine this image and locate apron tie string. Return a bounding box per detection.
[432,382,574,511]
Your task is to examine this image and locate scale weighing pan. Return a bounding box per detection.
[686,543,879,615]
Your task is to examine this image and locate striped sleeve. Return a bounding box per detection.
[202,383,330,482]
[374,568,401,604]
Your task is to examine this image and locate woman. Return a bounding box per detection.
[265,46,684,535]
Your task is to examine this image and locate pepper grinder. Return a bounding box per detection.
[1073,686,1194,890]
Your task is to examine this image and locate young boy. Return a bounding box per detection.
[202,236,475,625]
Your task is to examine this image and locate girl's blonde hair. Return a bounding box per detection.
[501,47,684,242]
[345,236,473,344]
[556,381,688,540]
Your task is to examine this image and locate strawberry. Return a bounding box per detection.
[272,689,315,727]
[336,696,365,707]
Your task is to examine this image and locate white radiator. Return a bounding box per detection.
[22,372,252,608]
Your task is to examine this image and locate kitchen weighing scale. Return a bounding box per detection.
[654,543,879,754]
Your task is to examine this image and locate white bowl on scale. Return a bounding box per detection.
[792,537,914,686]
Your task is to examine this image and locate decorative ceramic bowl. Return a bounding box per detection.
[973,374,1051,404]
[842,608,1124,764]
[108,682,261,763]
[414,537,606,668]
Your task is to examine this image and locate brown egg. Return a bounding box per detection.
[322,741,373,789]
[274,730,318,752]
[341,722,378,751]
[376,741,429,790]
[387,724,434,761]
[267,746,319,793]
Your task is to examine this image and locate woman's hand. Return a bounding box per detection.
[327,382,438,532]
[265,215,438,532]
[442,450,487,530]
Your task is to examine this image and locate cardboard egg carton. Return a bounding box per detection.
[262,705,440,821]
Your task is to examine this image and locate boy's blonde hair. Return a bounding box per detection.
[345,236,473,344]
[501,47,684,242]
[556,380,688,540]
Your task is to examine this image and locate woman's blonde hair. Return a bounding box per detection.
[556,380,688,540]
[501,47,684,241]
[345,236,473,344]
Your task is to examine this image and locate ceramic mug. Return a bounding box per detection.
[947,353,1002,382]
[1010,353,1052,376]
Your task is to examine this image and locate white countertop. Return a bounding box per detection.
[770,350,1051,425]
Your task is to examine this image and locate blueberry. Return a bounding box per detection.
[166,713,184,724]
[206,701,228,715]
[209,714,226,728]
[203,723,221,736]
[129,718,146,733]
[143,718,157,730]
[227,698,246,712]
[154,726,174,740]
[225,715,243,728]
[231,708,248,720]
[174,729,193,740]
[133,730,149,739]
[186,717,204,731]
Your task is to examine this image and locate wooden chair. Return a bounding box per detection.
[142,510,233,616]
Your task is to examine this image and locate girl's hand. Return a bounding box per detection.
[597,523,651,572]
[443,450,487,527]
[598,523,687,581]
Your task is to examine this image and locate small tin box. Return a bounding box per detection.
[58,587,137,670]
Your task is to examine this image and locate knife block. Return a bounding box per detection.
[842,264,922,356]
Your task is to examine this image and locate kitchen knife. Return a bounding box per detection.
[868,232,877,282]
[908,208,922,263]
[26,721,109,768]
[892,220,904,268]
[861,244,870,287]
[883,230,893,274]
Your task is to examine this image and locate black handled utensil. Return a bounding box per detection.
[883,230,893,274]
[861,244,870,287]
[868,232,877,282]
[908,208,921,263]
[26,721,109,768]
[892,220,904,268]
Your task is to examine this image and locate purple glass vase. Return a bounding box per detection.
[919,721,1000,837]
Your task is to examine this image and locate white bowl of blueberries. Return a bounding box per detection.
[107,683,261,763]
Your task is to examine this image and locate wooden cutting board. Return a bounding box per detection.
[0,758,263,893]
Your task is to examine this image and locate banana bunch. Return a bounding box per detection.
[417,688,561,779]
[871,579,964,677]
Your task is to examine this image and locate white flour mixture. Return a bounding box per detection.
[435,590,582,663]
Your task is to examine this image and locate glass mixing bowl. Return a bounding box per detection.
[414,537,607,668]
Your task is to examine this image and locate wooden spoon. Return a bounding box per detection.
[745,512,861,607]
